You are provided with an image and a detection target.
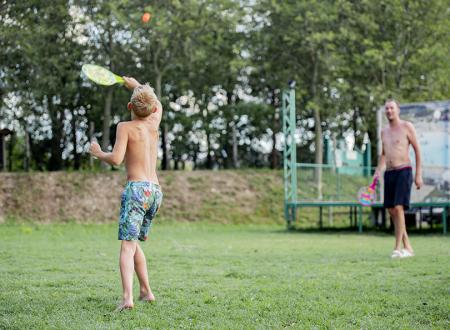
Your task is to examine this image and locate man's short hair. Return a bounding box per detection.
[130,84,158,118]
[385,99,400,109]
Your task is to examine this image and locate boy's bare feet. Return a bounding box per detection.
[139,290,155,302]
[115,300,134,312]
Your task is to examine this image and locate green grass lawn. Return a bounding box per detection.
[0,223,448,329]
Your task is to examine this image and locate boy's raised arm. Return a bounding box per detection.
[150,100,163,125]
[123,76,141,90]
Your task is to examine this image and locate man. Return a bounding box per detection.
[89,77,163,310]
[375,99,423,258]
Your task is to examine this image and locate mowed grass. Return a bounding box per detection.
[0,223,448,329]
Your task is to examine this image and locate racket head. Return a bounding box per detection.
[357,186,377,206]
[82,64,124,86]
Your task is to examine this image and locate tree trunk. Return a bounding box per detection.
[48,101,64,171]
[101,89,113,151]
[101,88,113,170]
[72,111,81,170]
[311,52,322,199]
[0,135,5,171]
[101,27,114,169]
[89,122,95,169]
[269,89,279,169]
[192,149,198,170]
[155,72,169,170]
[8,133,13,171]
[314,107,323,199]
[206,130,213,169]
[24,130,30,171]
[270,123,279,168]
[232,124,239,168]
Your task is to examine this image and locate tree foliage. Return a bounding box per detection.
[0,0,448,171]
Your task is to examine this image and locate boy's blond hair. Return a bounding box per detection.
[130,84,158,118]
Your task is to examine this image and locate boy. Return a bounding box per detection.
[89,76,163,310]
[375,99,423,258]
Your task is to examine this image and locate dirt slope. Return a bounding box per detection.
[0,170,284,224]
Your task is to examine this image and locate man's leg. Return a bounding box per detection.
[402,230,413,252]
[395,205,413,252]
[118,240,138,310]
[388,207,402,251]
[134,244,155,301]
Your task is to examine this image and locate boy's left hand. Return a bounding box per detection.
[415,174,423,190]
[89,141,102,158]
[123,76,140,90]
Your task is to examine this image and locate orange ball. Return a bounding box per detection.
[141,12,151,23]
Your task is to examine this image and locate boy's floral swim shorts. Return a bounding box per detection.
[118,181,163,241]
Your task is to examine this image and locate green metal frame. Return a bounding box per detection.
[286,201,448,234]
[282,89,297,228]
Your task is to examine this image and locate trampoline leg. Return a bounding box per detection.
[358,205,363,233]
[349,207,353,227]
[443,207,448,235]
[430,207,433,229]
[319,206,323,229]
[286,205,297,230]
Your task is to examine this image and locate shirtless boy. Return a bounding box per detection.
[375,99,423,258]
[89,77,163,310]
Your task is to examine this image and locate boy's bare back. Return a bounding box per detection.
[89,77,162,184]
[120,102,162,183]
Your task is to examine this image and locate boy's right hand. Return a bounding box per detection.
[122,76,140,90]
[89,141,102,158]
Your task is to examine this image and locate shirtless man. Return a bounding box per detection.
[375,99,423,258]
[89,77,163,310]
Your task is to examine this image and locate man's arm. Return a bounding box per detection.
[89,123,128,166]
[406,122,423,189]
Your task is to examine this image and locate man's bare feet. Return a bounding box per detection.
[139,290,155,302]
[115,300,134,312]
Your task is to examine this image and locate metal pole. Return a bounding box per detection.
[282,88,297,227]
[358,205,363,233]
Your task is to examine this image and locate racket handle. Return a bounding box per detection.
[114,74,125,84]
[369,175,379,189]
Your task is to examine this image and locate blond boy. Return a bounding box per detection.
[89,77,163,310]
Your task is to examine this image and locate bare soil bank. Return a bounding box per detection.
[0,170,284,223]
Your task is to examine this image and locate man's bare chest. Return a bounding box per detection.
[383,129,409,148]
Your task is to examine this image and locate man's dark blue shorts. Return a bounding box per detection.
[384,167,413,210]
